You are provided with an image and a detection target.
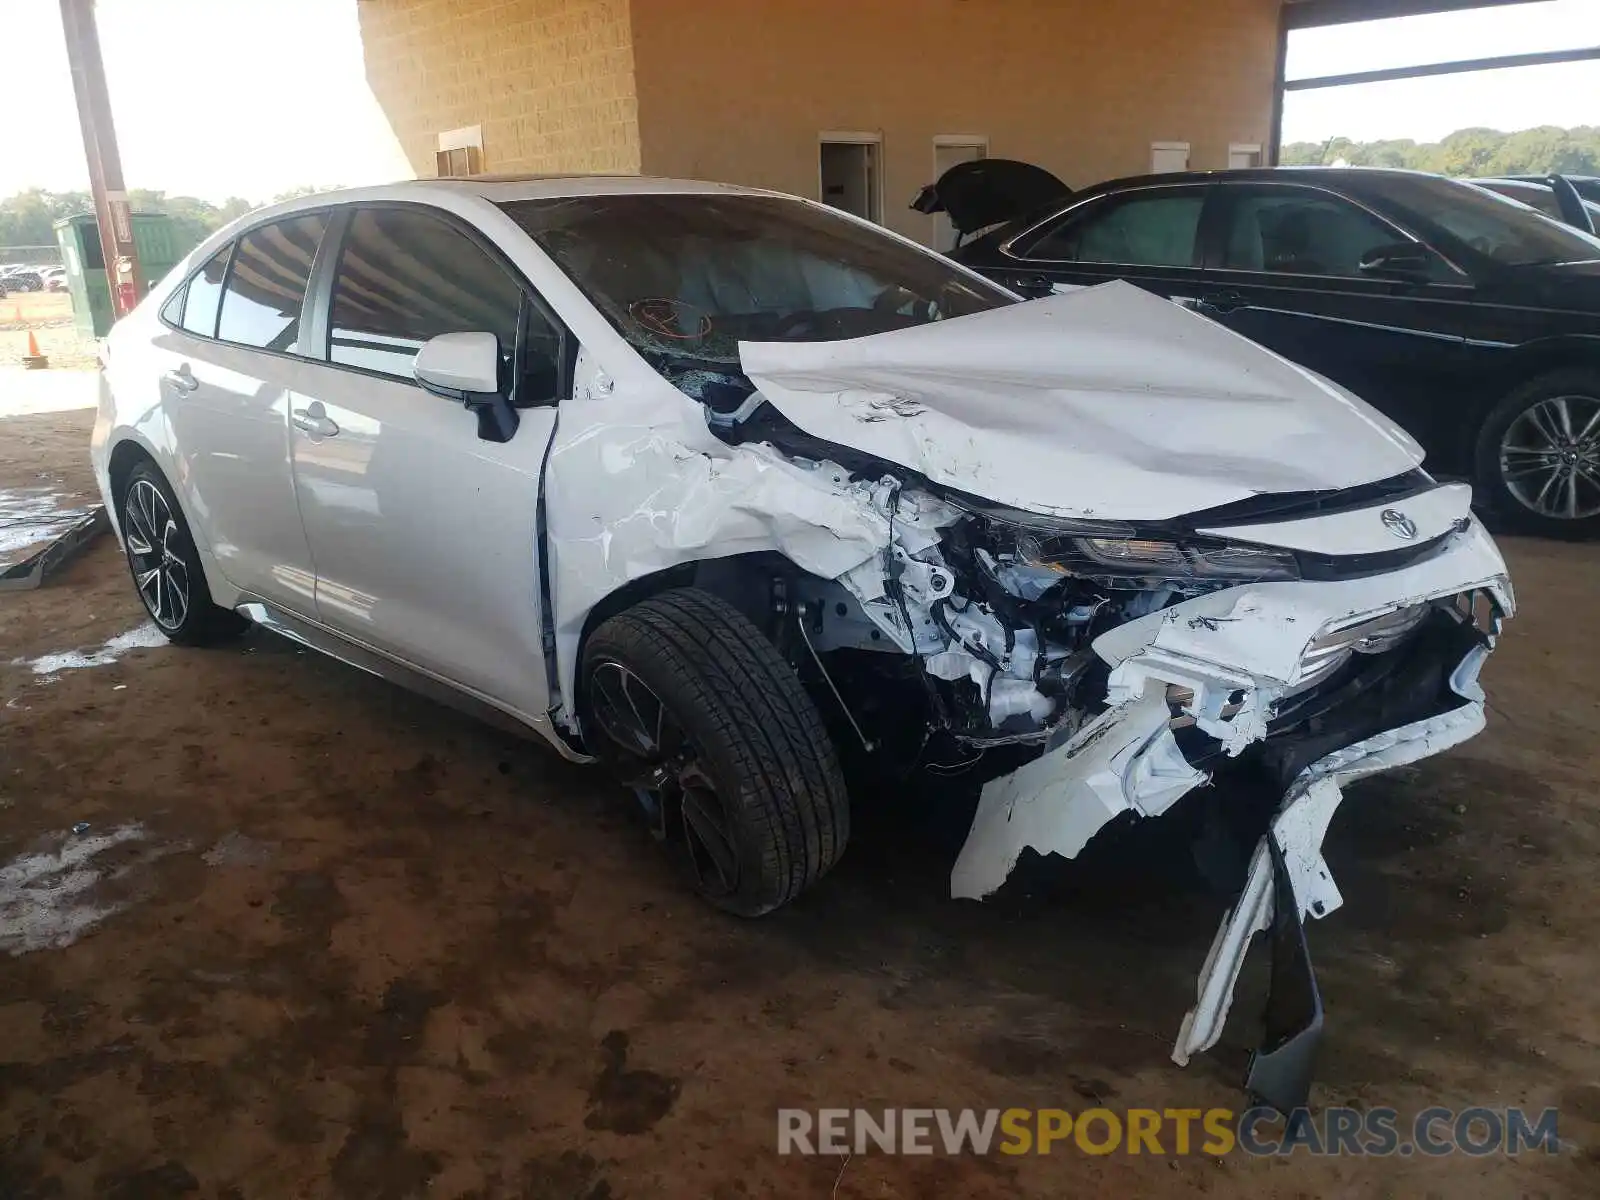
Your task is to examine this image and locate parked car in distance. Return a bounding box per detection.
[39,266,67,292]
[92,176,1515,1108]
[1473,176,1599,234]
[1503,173,1600,206]
[1,265,43,292]
[942,166,1600,537]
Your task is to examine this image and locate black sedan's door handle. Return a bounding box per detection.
[1198,289,1247,316]
[1199,289,1248,315]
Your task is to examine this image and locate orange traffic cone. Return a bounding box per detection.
[22,329,49,370]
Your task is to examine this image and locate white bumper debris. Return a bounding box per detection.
[1172,643,1491,1066]
[951,520,1512,902]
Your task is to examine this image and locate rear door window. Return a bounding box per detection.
[326,207,523,382]
[1022,190,1206,267]
[216,213,329,352]
[179,244,232,338]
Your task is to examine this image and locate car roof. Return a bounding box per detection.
[241,174,796,225]
[1075,165,1476,195]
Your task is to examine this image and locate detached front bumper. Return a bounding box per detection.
[949,519,1512,1106]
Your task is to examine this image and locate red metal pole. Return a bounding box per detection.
[58,0,144,320]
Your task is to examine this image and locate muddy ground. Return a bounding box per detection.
[2,406,1598,1198]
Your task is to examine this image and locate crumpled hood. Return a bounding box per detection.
[739,281,1424,523]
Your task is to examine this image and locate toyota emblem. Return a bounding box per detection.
[1381,509,1418,540]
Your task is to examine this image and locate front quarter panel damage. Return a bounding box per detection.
[544,357,894,718]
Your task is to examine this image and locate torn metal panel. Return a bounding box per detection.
[543,358,894,715]
[740,281,1424,523]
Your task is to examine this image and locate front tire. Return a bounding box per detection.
[581,588,850,917]
[1476,369,1600,539]
[119,461,245,645]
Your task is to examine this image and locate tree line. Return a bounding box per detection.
[1281,125,1600,177]
[0,186,335,253]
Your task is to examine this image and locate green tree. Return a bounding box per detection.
[1279,125,1600,176]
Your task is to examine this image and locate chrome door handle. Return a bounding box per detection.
[291,404,339,438]
[161,365,198,393]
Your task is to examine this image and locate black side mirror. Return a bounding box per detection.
[1358,242,1434,282]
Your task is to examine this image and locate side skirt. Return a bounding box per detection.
[233,598,589,760]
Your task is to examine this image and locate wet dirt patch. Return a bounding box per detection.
[583,1031,681,1135]
[0,824,181,955]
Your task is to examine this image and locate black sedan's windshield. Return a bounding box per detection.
[1373,174,1600,267]
[498,193,1012,401]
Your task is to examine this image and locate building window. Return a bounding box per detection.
[436,125,485,177]
[1150,141,1191,174]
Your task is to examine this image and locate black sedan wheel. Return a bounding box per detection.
[1478,370,1600,539]
[119,461,245,644]
[581,588,849,917]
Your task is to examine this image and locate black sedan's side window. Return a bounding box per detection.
[1023,191,1205,267]
[1220,189,1410,279]
[327,208,524,383]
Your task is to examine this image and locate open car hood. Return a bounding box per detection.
[910,158,1072,235]
[739,281,1425,524]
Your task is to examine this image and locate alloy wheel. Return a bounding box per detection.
[587,658,740,898]
[1499,394,1600,521]
[123,479,190,630]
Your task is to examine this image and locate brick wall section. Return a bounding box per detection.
[630,0,1283,238]
[357,0,642,176]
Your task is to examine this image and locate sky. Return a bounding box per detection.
[2,0,1597,202]
[1282,0,1600,144]
[4,0,411,201]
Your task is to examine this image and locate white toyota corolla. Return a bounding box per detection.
[91,175,1513,1108]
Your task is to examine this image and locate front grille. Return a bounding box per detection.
[1292,602,1430,693]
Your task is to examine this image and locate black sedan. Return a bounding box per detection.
[939,167,1600,537]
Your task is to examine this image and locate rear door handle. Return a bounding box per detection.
[161,364,198,394]
[291,401,339,438]
[1199,289,1247,315]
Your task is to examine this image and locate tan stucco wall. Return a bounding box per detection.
[630,0,1282,238]
[357,0,1281,240]
[356,0,642,175]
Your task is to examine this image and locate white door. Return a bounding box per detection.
[287,205,564,719]
[820,139,881,222]
[156,216,329,611]
[932,140,986,251]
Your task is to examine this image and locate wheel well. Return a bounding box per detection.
[1445,343,1600,473]
[106,440,156,520]
[574,554,789,675]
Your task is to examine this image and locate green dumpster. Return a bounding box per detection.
[53,212,201,338]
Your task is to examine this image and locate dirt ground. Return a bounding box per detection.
[2,292,98,372]
[2,406,1598,1198]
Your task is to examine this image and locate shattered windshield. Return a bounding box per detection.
[497,193,1012,403]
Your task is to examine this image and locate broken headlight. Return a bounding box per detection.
[1021,534,1300,582]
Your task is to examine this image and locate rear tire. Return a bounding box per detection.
[1475,369,1600,540]
[119,461,247,645]
[581,588,850,917]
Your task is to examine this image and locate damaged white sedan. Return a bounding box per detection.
[91,176,1513,1110]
